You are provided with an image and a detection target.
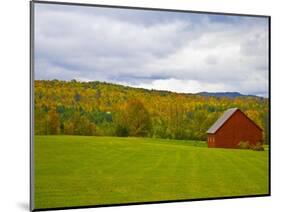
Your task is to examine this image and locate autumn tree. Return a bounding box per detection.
[166,101,187,140]
[261,110,269,144]
[48,109,60,134]
[64,120,74,135]
[115,99,151,137]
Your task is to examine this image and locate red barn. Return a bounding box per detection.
[207,108,263,148]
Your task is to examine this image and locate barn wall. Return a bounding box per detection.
[214,110,262,148]
[207,134,216,148]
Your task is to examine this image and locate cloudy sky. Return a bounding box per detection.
[34,3,269,97]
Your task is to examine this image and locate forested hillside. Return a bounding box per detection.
[34,80,269,143]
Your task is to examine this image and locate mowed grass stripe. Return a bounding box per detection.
[34,135,269,209]
[210,149,268,195]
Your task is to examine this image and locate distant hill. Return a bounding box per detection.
[34,80,268,142]
[196,92,262,99]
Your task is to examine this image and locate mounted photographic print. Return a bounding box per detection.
[30,1,270,211]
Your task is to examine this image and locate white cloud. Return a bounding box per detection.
[134,78,227,93]
[34,4,269,96]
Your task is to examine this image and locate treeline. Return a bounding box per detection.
[34,80,269,143]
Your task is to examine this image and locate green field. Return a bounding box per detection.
[34,136,269,209]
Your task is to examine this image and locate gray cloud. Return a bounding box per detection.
[34,3,269,96]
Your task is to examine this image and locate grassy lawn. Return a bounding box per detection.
[34,135,269,209]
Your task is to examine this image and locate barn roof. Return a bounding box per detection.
[206,108,239,134]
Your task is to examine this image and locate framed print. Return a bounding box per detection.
[30,1,270,211]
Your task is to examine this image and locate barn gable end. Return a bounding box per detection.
[206,108,263,148]
[207,108,238,134]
